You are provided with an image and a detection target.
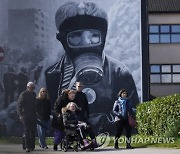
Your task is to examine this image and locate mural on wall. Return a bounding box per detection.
[0,0,142,135]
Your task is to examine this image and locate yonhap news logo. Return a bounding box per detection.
[96,132,111,148]
[117,137,175,144]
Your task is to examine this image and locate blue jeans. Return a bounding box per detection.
[37,119,49,147]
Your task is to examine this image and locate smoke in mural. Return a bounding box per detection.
[0,0,141,136]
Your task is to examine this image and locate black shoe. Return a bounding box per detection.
[114,144,119,149]
[114,142,119,149]
[114,138,119,149]
[43,146,48,149]
[25,148,30,152]
[126,144,134,149]
[92,140,98,148]
[22,137,26,150]
[22,146,26,150]
[40,144,48,149]
[53,144,58,151]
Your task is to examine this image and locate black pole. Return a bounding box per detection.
[141,0,150,101]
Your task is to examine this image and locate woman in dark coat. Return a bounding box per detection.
[51,89,76,151]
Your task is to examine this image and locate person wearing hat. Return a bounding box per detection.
[17,82,37,152]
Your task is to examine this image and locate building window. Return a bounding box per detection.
[150,74,161,83]
[173,74,180,83]
[149,25,180,44]
[162,65,171,73]
[150,64,180,84]
[173,65,180,72]
[150,65,160,73]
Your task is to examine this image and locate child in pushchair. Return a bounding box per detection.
[61,102,94,151]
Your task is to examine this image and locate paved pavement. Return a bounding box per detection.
[0,144,179,154]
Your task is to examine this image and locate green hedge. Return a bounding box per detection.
[136,94,180,137]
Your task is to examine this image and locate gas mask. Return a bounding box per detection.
[57,15,108,85]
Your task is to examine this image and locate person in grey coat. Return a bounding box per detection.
[17,82,37,152]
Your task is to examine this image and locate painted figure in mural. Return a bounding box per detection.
[17,82,37,152]
[0,83,4,92]
[3,66,17,109]
[17,67,29,96]
[45,2,139,133]
[34,65,43,84]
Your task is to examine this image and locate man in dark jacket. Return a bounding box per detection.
[17,82,36,152]
[74,82,89,121]
[74,82,98,147]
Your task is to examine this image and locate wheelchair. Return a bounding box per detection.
[60,128,80,152]
[60,126,95,152]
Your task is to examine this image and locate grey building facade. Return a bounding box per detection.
[148,0,180,97]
